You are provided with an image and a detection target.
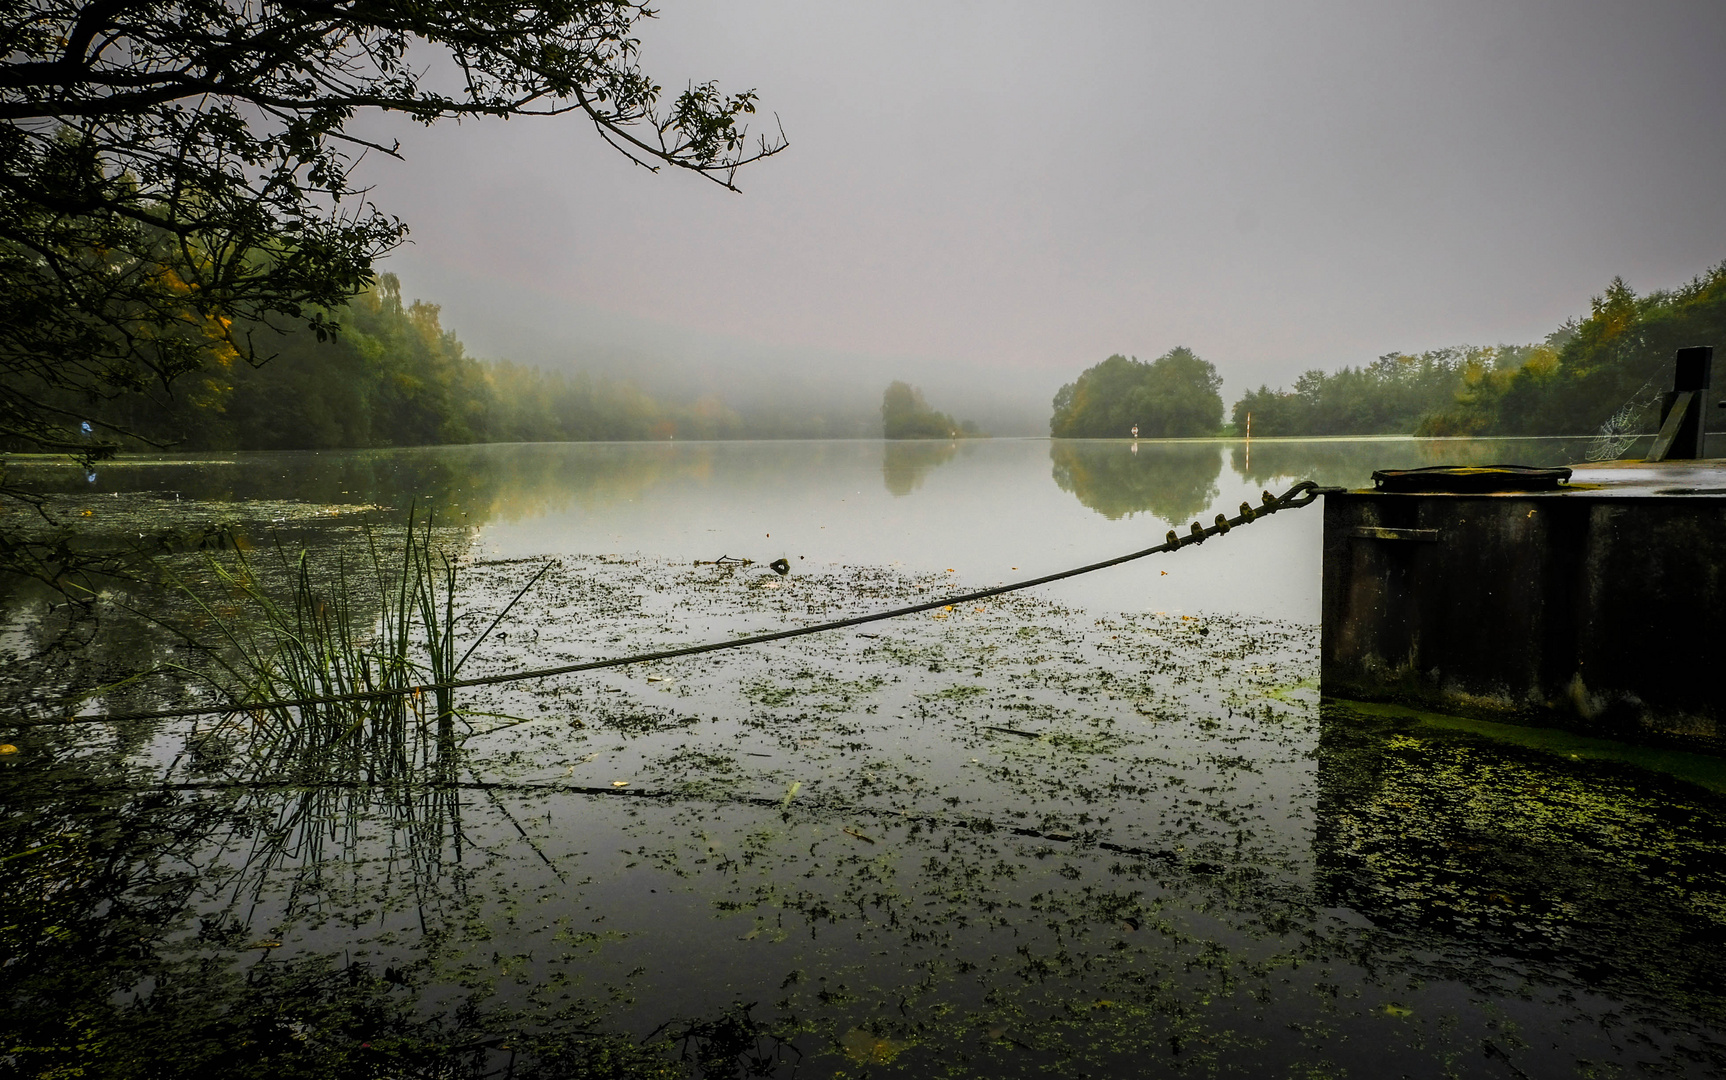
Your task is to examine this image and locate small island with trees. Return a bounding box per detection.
[881,381,982,439]
[1049,348,1224,438]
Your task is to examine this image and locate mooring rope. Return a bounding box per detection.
[5,481,1339,729]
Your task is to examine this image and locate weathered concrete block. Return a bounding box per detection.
[1321,461,1726,749]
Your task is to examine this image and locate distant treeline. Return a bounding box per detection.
[1232,263,1726,438]
[48,276,774,452]
[45,261,1726,454]
[1230,346,1541,437]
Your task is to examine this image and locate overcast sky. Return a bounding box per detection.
[358,0,1726,415]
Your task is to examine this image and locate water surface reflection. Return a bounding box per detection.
[5,552,1722,1077]
[881,440,964,496]
[1315,702,1726,1021]
[1050,440,1222,522]
[2,433,1722,1074]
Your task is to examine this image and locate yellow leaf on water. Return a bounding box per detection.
[0,744,17,755]
[840,1028,908,1064]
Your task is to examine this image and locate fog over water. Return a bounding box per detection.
[352,1,1726,432]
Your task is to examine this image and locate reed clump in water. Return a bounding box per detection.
[147,514,551,895]
[170,512,546,782]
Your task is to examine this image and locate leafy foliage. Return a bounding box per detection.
[881,381,978,439]
[1230,347,1533,437]
[57,274,759,449]
[1232,263,1726,438]
[1050,349,1223,439]
[1416,266,1726,437]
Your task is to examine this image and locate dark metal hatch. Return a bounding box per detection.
[1369,465,1573,493]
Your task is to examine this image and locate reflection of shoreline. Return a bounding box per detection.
[1050,440,1222,522]
[4,442,801,529]
[1230,435,1603,490]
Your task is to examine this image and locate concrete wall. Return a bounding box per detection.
[1321,492,1726,749]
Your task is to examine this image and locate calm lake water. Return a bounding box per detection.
[0,433,1618,619]
[5,436,1723,1079]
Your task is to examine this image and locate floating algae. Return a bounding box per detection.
[3,525,1724,1076]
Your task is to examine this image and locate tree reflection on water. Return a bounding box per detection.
[1049,440,1223,523]
[880,441,962,497]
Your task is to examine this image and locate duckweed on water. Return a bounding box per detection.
[2,545,1723,1077]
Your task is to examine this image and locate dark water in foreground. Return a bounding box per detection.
[4,437,1722,1079]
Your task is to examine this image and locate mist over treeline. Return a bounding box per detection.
[42,275,1038,451]
[41,276,887,451]
[881,381,983,439]
[40,264,1726,454]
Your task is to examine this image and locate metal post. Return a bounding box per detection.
[1648,346,1713,461]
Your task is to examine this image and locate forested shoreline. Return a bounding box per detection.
[29,264,1726,455]
[1231,264,1726,439]
[41,275,764,452]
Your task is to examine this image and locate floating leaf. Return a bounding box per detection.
[840,1028,908,1064]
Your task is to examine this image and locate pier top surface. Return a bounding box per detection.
[1354,458,1726,498]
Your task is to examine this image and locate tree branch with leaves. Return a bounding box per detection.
[0,0,783,586]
